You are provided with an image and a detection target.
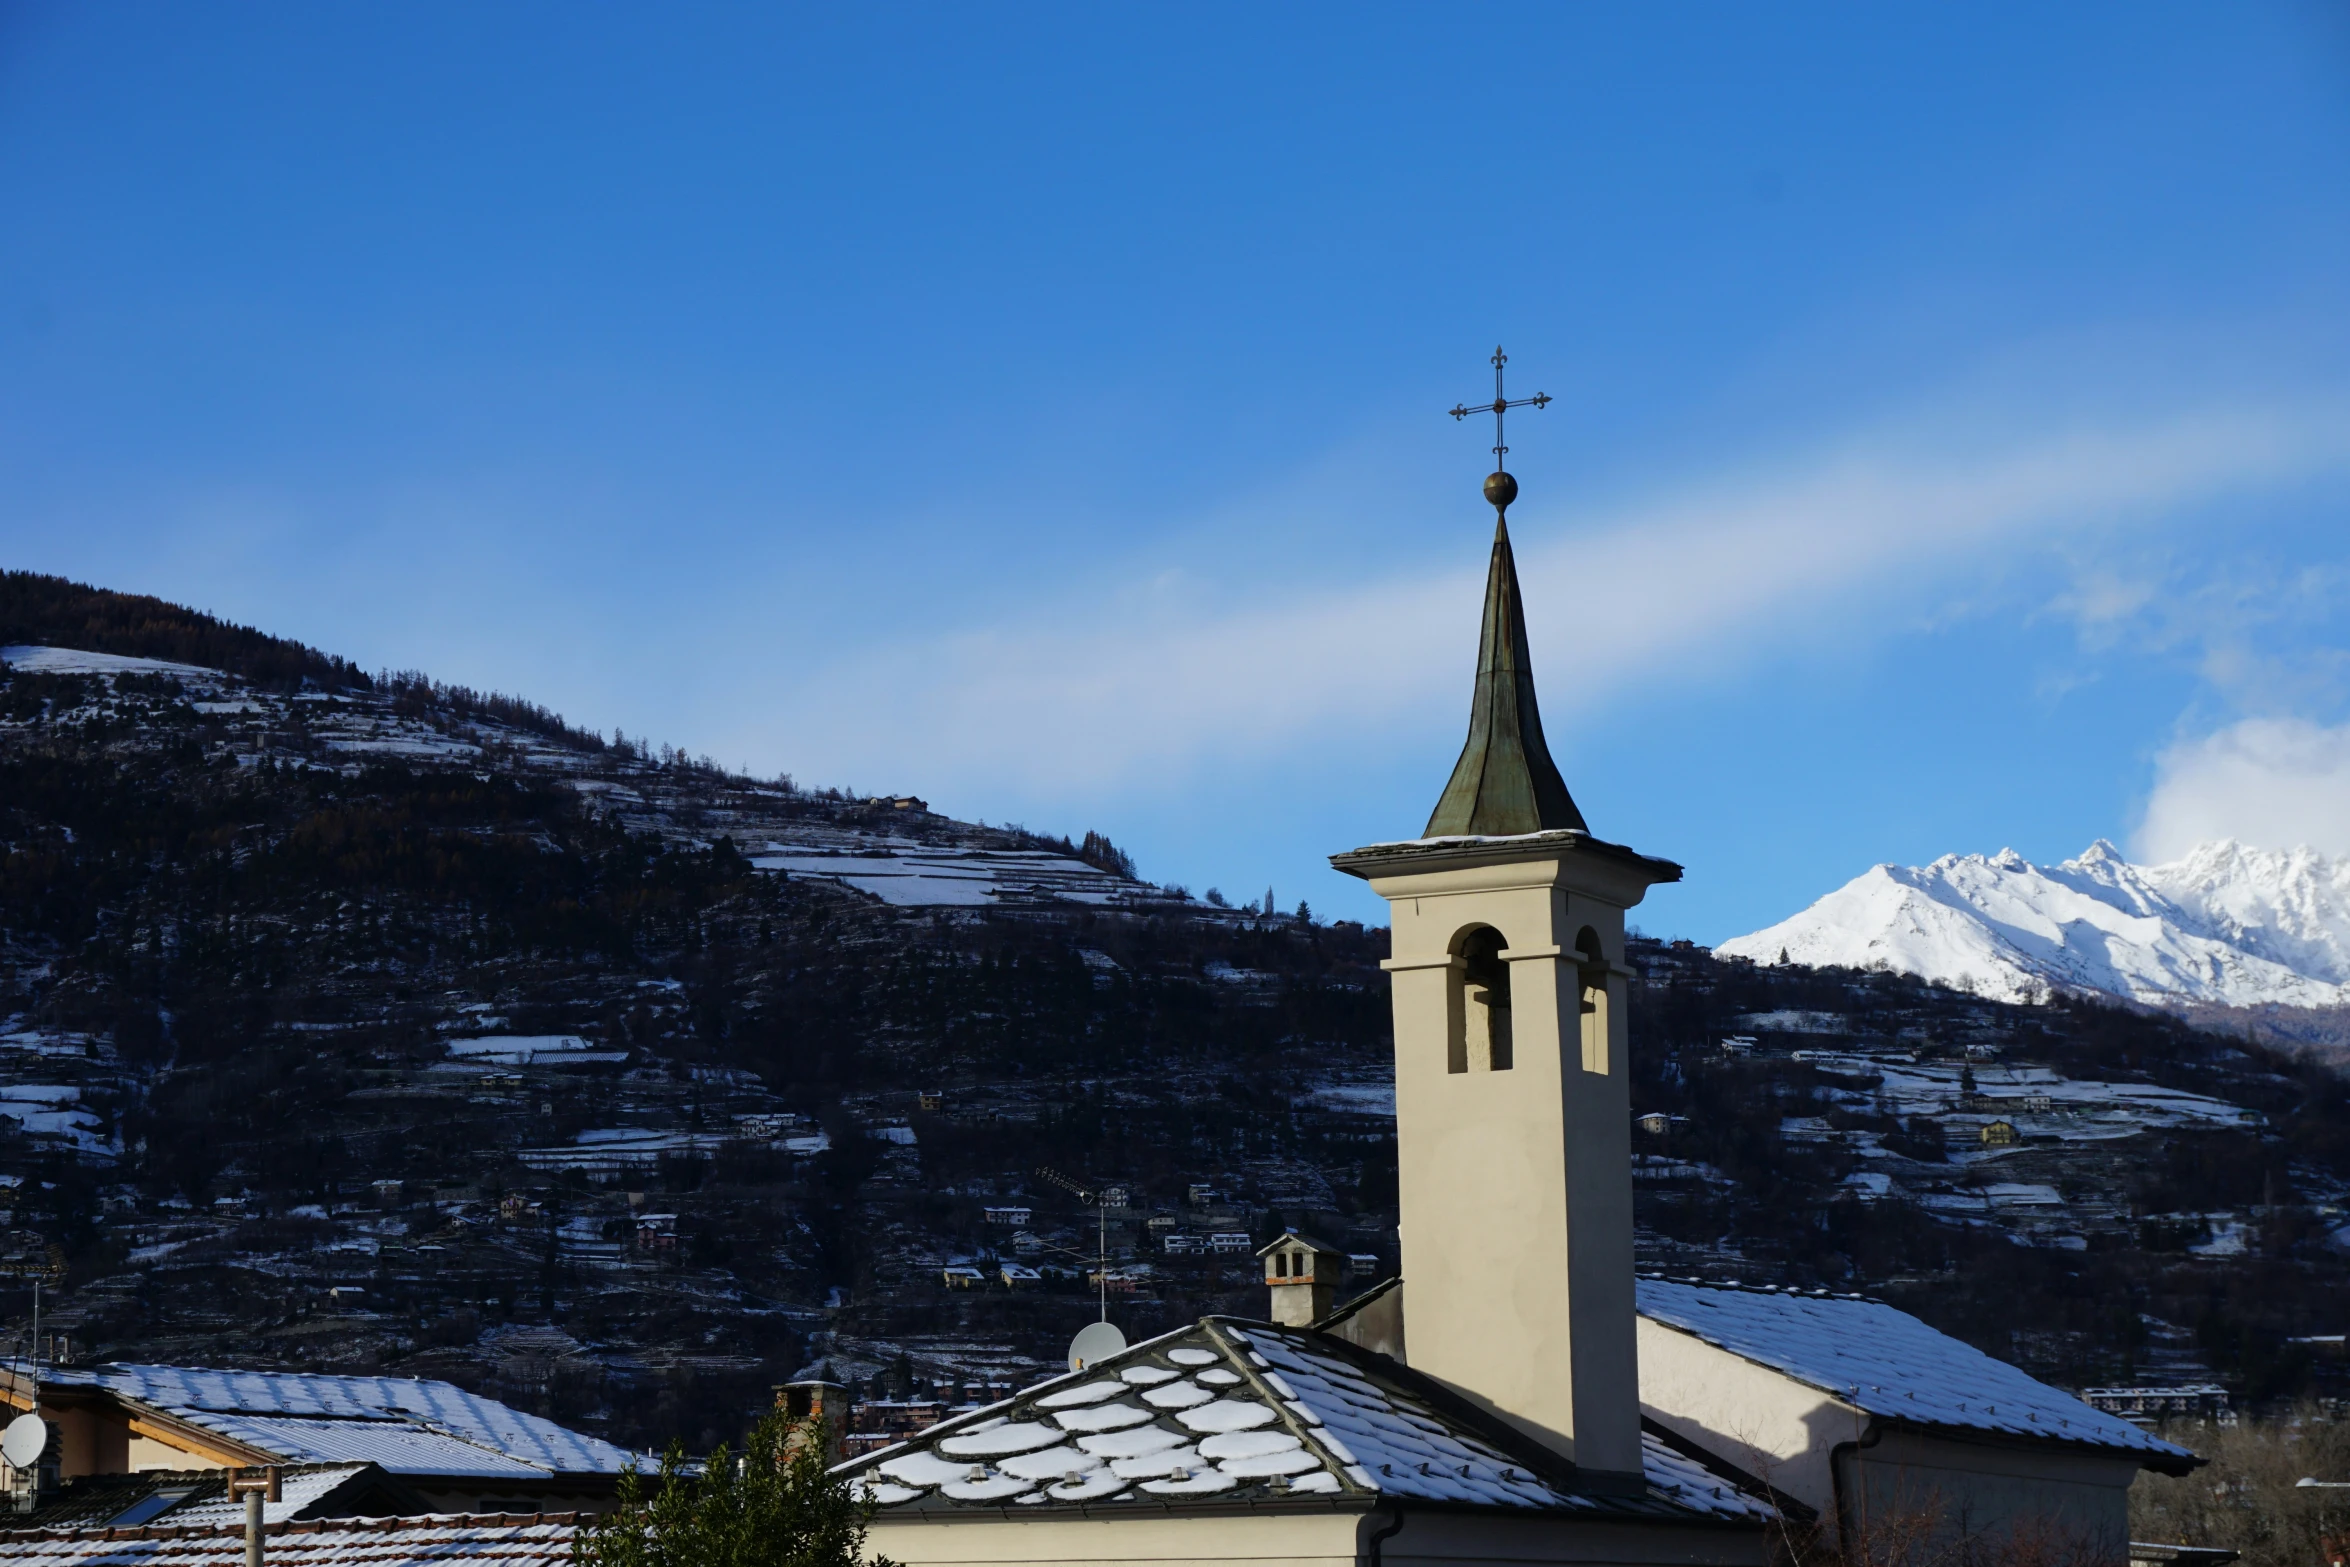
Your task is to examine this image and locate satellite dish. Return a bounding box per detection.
[1067,1321,1126,1372]
[1,1412,46,1469]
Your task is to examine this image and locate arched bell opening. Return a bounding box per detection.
[1449,925,1513,1073]
[1574,924,1610,1076]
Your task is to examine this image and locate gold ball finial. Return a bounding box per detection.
[1483,470,1518,514]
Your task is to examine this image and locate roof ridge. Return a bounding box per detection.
[1637,1272,1883,1305]
[1196,1320,1370,1498]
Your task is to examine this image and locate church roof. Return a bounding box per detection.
[837,1317,1765,1523]
[1636,1279,2197,1472]
[1422,518,1586,839]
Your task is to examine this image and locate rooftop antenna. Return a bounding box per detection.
[1447,345,1551,523]
[1034,1167,1127,1369]
[0,1245,65,1405]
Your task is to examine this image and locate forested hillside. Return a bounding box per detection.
[1,576,2345,1452]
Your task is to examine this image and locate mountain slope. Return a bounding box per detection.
[1718,839,2350,1009]
[0,606,1390,1449]
[7,579,2350,1441]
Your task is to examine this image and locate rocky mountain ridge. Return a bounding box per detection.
[1719,839,2350,1015]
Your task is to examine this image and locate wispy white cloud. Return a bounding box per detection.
[726,397,2350,803]
[2136,717,2350,861]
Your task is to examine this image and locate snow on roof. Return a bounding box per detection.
[43,1364,636,1476]
[169,1415,553,1478]
[1636,1279,2193,1465]
[0,1511,581,1565]
[151,1466,372,1528]
[836,1317,1765,1523]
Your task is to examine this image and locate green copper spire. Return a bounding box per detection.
[1423,513,1587,838]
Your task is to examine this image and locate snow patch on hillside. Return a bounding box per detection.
[1718,839,2350,1009]
[0,644,226,680]
[750,841,1137,908]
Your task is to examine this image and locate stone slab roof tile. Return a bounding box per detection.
[837,1317,1766,1524]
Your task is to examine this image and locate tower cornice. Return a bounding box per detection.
[1330,829,1682,889]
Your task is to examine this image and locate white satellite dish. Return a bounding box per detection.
[1,1412,47,1469]
[1068,1321,1126,1372]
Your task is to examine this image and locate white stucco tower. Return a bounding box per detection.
[1333,495,1680,1491]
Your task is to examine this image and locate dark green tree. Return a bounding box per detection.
[574,1411,894,1567]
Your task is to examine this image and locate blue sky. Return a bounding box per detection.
[4,6,2349,939]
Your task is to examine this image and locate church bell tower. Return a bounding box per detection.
[1332,355,1679,1488]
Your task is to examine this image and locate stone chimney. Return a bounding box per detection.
[776,1379,849,1466]
[1258,1232,1345,1326]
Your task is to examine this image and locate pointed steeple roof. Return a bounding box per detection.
[1423,515,1586,838]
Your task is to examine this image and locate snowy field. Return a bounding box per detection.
[517,1123,826,1173]
[1795,1049,2251,1141]
[0,1081,113,1154]
[444,1034,629,1066]
[1,644,227,681]
[750,840,1138,908]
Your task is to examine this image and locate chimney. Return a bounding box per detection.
[776,1379,849,1466]
[1258,1232,1344,1326]
[227,1466,279,1567]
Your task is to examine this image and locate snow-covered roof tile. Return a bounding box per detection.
[1639,1434,1777,1520]
[0,1511,582,1565]
[170,1415,553,1478]
[1637,1279,2192,1464]
[837,1317,1764,1524]
[42,1364,636,1476]
[154,1466,372,1528]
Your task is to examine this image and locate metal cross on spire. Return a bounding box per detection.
[1448,345,1550,519]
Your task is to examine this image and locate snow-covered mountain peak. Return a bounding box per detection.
[1717,840,2350,1010]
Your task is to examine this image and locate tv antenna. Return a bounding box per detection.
[1034,1168,1127,1370]
[2,1243,66,1437]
